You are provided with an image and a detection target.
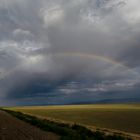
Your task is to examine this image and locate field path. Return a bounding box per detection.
[0,110,59,140]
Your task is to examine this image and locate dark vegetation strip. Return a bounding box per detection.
[1,109,132,140]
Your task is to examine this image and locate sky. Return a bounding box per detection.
[0,0,140,106]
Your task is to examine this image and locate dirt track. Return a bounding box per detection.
[0,110,59,140]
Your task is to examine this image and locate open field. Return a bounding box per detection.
[3,109,133,140]
[0,110,59,140]
[9,104,140,136]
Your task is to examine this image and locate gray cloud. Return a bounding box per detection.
[0,0,140,105]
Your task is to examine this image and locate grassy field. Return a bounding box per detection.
[3,109,132,140]
[9,104,140,135]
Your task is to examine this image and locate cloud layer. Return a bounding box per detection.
[0,0,140,105]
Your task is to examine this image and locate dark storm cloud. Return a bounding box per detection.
[0,0,140,105]
[118,37,140,68]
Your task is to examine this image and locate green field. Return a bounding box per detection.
[9,104,140,135]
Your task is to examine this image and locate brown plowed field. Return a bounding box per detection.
[0,110,59,140]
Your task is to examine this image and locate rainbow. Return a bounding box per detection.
[53,52,123,66]
[52,52,138,75]
[0,52,138,80]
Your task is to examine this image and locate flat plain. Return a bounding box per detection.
[9,104,140,137]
